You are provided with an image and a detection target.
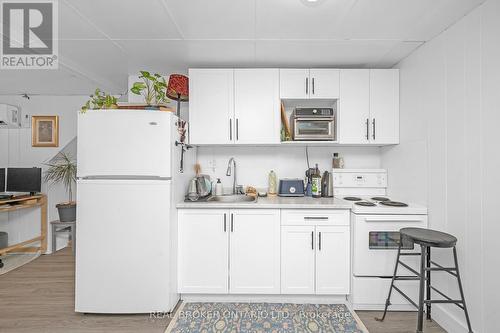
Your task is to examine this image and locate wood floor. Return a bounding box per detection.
[0,248,446,333]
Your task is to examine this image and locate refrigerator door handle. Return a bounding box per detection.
[79,176,172,181]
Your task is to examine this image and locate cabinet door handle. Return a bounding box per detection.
[311,231,314,250]
[304,216,328,220]
[231,213,234,232]
[224,213,227,232]
[236,118,239,141]
[306,77,309,95]
[229,119,233,141]
[312,78,315,95]
[372,118,376,140]
[319,232,322,251]
[366,118,369,140]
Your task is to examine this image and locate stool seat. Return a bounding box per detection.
[400,227,457,248]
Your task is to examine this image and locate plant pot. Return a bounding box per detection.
[56,202,76,222]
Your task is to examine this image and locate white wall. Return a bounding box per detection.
[381,1,500,332]
[0,95,87,253]
[197,146,381,190]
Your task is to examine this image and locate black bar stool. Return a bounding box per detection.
[376,227,473,333]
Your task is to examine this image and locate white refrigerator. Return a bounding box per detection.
[75,110,193,314]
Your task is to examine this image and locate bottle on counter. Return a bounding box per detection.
[311,164,322,198]
[333,153,345,169]
[215,178,223,196]
[268,170,277,196]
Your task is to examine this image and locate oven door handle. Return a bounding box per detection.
[364,218,424,223]
[294,117,335,121]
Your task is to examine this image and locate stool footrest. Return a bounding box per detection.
[428,260,458,277]
[399,252,422,256]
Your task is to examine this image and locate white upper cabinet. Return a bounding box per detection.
[339,69,399,144]
[279,69,309,99]
[339,69,370,144]
[280,69,339,99]
[309,69,340,99]
[189,67,399,146]
[234,69,280,144]
[189,69,234,145]
[229,209,281,294]
[370,69,400,145]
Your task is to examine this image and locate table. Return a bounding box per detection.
[0,194,48,257]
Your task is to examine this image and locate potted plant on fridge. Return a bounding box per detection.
[44,152,77,222]
[130,71,170,108]
[80,88,118,113]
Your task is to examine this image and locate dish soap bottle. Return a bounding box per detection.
[311,164,322,198]
[215,178,223,196]
[332,153,345,169]
[268,170,277,196]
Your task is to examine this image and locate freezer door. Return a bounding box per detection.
[75,179,174,313]
[78,110,173,178]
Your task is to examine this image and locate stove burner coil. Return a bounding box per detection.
[355,201,376,207]
[371,197,390,202]
[380,201,409,207]
[343,197,362,201]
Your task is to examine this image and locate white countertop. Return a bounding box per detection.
[177,196,352,209]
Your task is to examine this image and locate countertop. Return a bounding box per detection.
[176,196,352,209]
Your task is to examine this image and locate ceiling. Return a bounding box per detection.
[0,0,485,95]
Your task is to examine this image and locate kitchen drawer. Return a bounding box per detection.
[281,209,349,226]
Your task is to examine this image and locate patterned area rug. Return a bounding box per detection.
[165,302,369,333]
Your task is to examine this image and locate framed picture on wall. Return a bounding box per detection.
[32,116,59,147]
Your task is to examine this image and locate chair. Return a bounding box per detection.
[376,227,473,333]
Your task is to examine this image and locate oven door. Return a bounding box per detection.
[293,117,335,140]
[353,213,428,277]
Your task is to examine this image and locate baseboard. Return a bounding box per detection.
[180,294,348,304]
[432,304,470,333]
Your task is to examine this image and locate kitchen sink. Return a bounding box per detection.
[207,195,257,203]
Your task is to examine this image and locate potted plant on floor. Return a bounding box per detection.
[44,153,77,222]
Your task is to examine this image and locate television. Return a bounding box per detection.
[0,168,5,192]
[6,168,42,194]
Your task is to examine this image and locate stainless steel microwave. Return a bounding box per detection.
[292,108,336,141]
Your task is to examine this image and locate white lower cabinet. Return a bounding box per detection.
[315,226,350,294]
[178,209,229,294]
[178,209,280,294]
[281,210,350,295]
[178,208,350,296]
[230,209,281,294]
[281,226,315,294]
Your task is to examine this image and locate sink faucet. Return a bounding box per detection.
[226,157,237,194]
